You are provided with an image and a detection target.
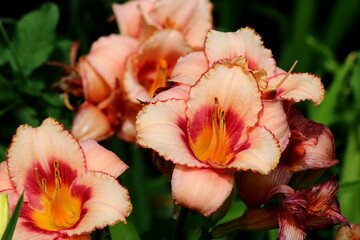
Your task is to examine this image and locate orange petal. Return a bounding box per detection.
[80,140,128,178]
[171,165,234,216]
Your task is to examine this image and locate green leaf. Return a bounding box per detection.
[350,52,360,108]
[339,130,360,223]
[9,2,59,76]
[309,52,357,125]
[1,192,24,240]
[108,221,140,240]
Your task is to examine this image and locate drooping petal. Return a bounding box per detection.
[71,103,114,142]
[86,34,139,90]
[277,214,307,240]
[79,140,128,178]
[205,28,276,74]
[7,118,86,200]
[171,165,234,216]
[258,100,290,152]
[283,106,338,172]
[229,126,280,174]
[268,73,325,106]
[0,161,13,191]
[153,0,213,49]
[169,51,209,86]
[235,164,292,208]
[112,0,155,38]
[212,208,278,238]
[61,172,132,236]
[136,99,207,168]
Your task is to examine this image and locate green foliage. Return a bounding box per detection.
[1,193,24,240]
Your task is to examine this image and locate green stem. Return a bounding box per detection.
[198,217,213,240]
[171,207,190,240]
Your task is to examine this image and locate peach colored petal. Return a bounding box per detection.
[136,100,207,168]
[0,161,13,191]
[79,57,111,104]
[229,126,280,174]
[80,140,128,178]
[123,58,151,103]
[62,172,132,237]
[187,63,262,128]
[7,118,86,197]
[86,34,139,90]
[268,73,325,106]
[169,51,209,86]
[112,0,155,37]
[258,101,290,152]
[153,0,213,49]
[205,28,276,75]
[116,118,138,143]
[151,85,190,102]
[71,103,114,142]
[171,165,234,216]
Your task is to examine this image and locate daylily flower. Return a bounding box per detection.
[156,27,324,152]
[212,178,349,240]
[112,0,213,49]
[0,118,132,239]
[136,62,281,216]
[0,193,10,238]
[235,105,338,208]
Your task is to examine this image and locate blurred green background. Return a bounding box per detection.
[0,0,359,239]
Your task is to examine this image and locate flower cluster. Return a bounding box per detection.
[4,0,350,239]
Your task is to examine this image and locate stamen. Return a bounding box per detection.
[275,60,298,89]
[194,97,231,164]
[34,167,51,200]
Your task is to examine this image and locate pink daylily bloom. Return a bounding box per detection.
[78,34,139,104]
[165,27,325,151]
[112,0,213,49]
[0,118,132,239]
[136,62,281,216]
